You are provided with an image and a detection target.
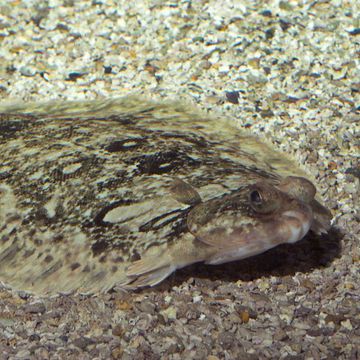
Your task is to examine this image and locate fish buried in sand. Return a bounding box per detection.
[0,97,332,295]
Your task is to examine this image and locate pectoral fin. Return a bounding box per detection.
[169,178,202,205]
[118,252,175,289]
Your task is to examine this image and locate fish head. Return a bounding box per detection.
[188,176,330,265]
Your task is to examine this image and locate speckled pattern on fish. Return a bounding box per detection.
[0,97,331,295]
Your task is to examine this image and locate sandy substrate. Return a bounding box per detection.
[0,1,359,359]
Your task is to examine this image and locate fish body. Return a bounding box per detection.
[0,97,331,294]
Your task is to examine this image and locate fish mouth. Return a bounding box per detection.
[280,208,313,244]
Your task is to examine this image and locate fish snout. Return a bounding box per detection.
[277,202,314,245]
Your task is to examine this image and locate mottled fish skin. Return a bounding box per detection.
[0,97,332,295]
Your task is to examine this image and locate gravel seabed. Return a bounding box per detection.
[0,1,359,359]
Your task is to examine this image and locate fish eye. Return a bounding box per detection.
[248,183,280,214]
[250,190,262,205]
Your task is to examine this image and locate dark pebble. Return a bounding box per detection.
[24,302,46,314]
[73,336,95,350]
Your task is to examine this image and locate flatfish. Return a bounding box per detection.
[0,97,332,295]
